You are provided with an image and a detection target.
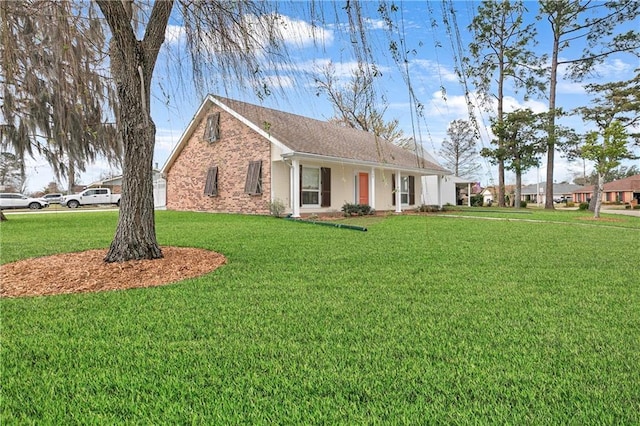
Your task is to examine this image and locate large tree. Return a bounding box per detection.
[439,119,480,179]
[481,109,545,209]
[466,0,542,207]
[0,1,120,190]
[581,121,636,218]
[577,70,640,211]
[538,0,640,209]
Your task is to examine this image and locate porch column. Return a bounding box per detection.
[467,182,471,207]
[369,167,376,210]
[395,170,402,213]
[292,159,300,218]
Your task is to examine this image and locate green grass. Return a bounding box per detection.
[2,210,640,424]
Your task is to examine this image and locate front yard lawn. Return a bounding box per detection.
[1,210,639,423]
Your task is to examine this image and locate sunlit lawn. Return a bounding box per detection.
[1,209,639,423]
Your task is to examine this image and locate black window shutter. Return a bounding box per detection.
[299,165,303,207]
[206,112,220,142]
[204,166,218,196]
[321,167,331,207]
[409,175,415,205]
[392,174,396,206]
[244,161,262,195]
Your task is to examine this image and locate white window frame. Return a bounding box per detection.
[400,176,410,205]
[301,166,321,206]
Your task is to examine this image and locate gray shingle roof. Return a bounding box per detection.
[214,96,449,174]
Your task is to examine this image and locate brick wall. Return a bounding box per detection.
[166,103,271,214]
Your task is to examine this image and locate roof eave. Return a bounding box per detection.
[281,152,451,176]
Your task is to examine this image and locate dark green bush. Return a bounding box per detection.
[578,202,589,210]
[520,200,527,208]
[416,204,441,213]
[341,203,373,216]
[471,194,484,207]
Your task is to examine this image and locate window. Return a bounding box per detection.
[244,161,262,195]
[299,166,331,207]
[205,112,220,142]
[301,167,320,205]
[392,174,415,205]
[204,166,218,196]
[400,177,410,204]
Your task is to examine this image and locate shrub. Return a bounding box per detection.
[471,194,484,207]
[268,199,286,218]
[341,203,373,216]
[578,202,589,210]
[416,204,440,213]
[634,205,640,210]
[565,201,575,208]
[520,200,527,208]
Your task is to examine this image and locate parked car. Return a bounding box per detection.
[0,193,50,210]
[40,193,63,204]
[60,188,121,208]
[554,196,568,203]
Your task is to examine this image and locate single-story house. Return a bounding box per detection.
[87,169,166,208]
[162,95,451,216]
[573,174,640,205]
[520,182,583,204]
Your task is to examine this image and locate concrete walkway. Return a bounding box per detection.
[601,207,640,217]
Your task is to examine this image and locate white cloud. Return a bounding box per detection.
[592,58,633,78]
[270,14,334,48]
[364,18,387,30]
[411,59,458,83]
[164,24,185,44]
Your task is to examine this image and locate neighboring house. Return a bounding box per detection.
[422,176,478,206]
[87,169,166,208]
[480,187,494,205]
[573,174,640,205]
[520,182,584,204]
[162,95,451,217]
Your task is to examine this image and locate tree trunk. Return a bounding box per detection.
[97,0,173,262]
[514,170,522,209]
[497,40,506,208]
[545,14,560,210]
[0,210,7,221]
[104,109,162,262]
[67,160,75,194]
[593,173,604,218]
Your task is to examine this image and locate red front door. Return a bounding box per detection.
[358,173,369,205]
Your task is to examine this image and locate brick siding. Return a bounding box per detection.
[166,104,271,214]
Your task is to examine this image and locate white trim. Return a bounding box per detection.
[395,171,402,213]
[209,95,292,155]
[292,159,300,218]
[282,152,448,177]
[370,167,376,210]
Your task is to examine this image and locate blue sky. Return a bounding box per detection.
[24,1,639,192]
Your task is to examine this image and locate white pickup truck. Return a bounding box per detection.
[61,188,121,208]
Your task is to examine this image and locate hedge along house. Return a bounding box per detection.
[162,95,451,217]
